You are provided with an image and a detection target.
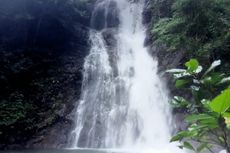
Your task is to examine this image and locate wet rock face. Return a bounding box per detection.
[143,0,152,25]
[0,0,96,149]
[102,28,119,77]
[91,0,119,30]
[0,0,93,52]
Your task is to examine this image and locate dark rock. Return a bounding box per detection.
[0,0,96,149]
[143,0,152,25]
[102,28,118,77]
[26,118,74,149]
[91,0,119,30]
[102,28,118,47]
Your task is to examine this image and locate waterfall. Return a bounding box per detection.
[70,0,186,152]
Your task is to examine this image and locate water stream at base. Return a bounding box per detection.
[70,0,186,152]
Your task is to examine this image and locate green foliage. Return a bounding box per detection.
[152,0,230,59]
[0,93,28,126]
[185,59,200,73]
[150,0,175,21]
[0,50,67,143]
[210,88,230,114]
[153,0,230,145]
[168,59,230,152]
[171,96,189,108]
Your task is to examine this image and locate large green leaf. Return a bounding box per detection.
[220,77,230,84]
[185,59,199,73]
[209,88,230,114]
[166,69,186,73]
[170,131,192,142]
[201,73,225,85]
[203,60,221,76]
[186,114,214,123]
[188,124,208,131]
[223,113,230,117]
[183,141,195,151]
[225,116,230,128]
[175,79,189,88]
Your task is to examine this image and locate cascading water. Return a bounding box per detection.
[70,0,186,152]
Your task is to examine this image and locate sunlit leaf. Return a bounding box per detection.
[223,113,230,117]
[190,85,200,91]
[220,77,230,84]
[188,124,208,131]
[225,117,230,126]
[201,73,225,85]
[186,114,214,123]
[209,88,230,114]
[201,99,211,110]
[195,66,203,73]
[166,69,191,79]
[166,69,187,73]
[203,60,221,76]
[171,96,189,108]
[185,59,199,73]
[170,131,194,142]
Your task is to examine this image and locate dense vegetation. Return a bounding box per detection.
[152,0,230,70]
[151,0,230,152]
[168,59,230,152]
[0,0,93,148]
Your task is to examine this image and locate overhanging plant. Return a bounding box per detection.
[167,59,230,153]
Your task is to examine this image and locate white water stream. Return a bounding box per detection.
[70,0,186,153]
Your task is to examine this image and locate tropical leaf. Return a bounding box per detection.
[203,60,221,76]
[188,124,208,131]
[220,77,230,84]
[166,69,187,73]
[170,131,193,142]
[185,114,215,123]
[225,117,230,127]
[175,79,189,88]
[209,88,230,114]
[201,73,225,85]
[171,96,189,108]
[185,59,200,73]
[183,141,195,151]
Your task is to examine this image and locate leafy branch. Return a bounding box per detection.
[168,59,230,153]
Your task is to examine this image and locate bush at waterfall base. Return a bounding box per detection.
[168,59,230,152]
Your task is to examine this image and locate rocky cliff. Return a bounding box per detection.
[0,0,95,149]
